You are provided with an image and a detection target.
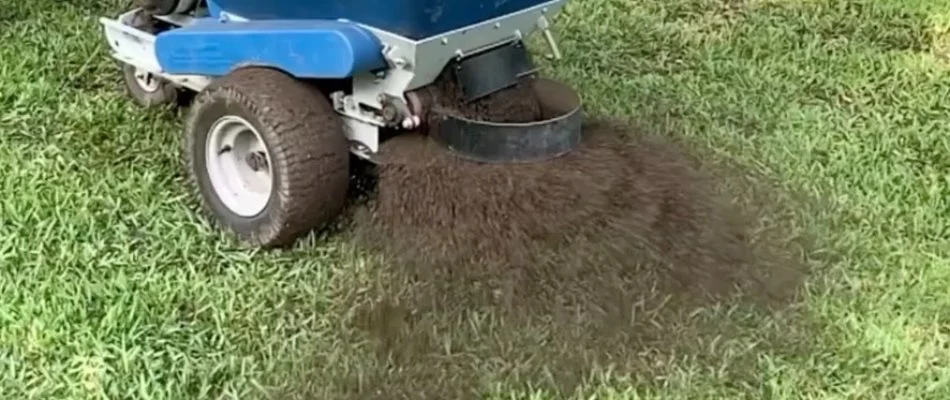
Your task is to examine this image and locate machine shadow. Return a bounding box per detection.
[274,115,819,399]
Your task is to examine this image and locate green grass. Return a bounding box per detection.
[3,0,950,398]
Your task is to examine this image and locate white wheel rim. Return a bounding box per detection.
[133,68,161,93]
[205,116,274,217]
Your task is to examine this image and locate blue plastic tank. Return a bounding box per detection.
[209,0,552,40]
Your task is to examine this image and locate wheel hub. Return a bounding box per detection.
[205,116,273,217]
[245,151,268,172]
[133,69,161,93]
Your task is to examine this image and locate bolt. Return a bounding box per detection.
[382,104,398,122]
[246,151,268,172]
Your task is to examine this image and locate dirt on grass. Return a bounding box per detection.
[279,76,812,399]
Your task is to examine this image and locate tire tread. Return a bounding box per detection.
[184,67,350,248]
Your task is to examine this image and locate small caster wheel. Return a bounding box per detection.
[183,67,350,248]
[121,9,178,108]
[122,65,179,108]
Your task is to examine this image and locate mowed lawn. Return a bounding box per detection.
[2,0,950,398]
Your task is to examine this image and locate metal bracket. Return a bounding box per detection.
[537,15,562,60]
[330,91,386,127]
[454,40,538,102]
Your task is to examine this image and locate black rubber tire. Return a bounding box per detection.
[122,65,179,108]
[121,9,178,108]
[183,67,351,248]
[137,0,179,15]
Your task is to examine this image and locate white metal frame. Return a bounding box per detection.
[98,0,567,159]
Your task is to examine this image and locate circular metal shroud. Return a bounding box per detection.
[429,78,583,164]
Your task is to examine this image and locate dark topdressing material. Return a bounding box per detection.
[328,119,808,399]
[283,75,810,399]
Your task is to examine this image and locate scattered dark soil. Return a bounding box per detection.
[362,119,804,310]
[277,77,813,399]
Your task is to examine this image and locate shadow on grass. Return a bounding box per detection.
[269,114,822,399]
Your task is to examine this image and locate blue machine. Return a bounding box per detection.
[206,0,556,40]
[154,18,387,79]
[97,0,581,249]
